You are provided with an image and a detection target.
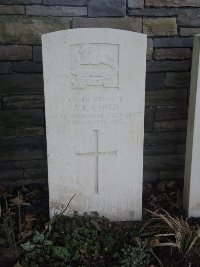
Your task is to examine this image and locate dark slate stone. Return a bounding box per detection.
[180,28,200,37]
[129,7,179,16]
[144,144,175,155]
[0,16,70,45]
[144,154,185,171]
[26,5,87,16]
[12,62,43,73]
[0,149,44,161]
[72,17,142,32]
[0,109,44,127]
[177,144,186,154]
[154,48,191,60]
[2,95,44,109]
[144,107,154,132]
[144,131,186,145]
[0,136,45,149]
[154,120,187,131]
[146,89,187,106]
[0,62,12,74]
[33,46,42,62]
[43,0,87,5]
[0,45,32,61]
[0,127,44,139]
[165,72,191,87]
[0,0,41,3]
[24,168,47,179]
[14,159,47,169]
[178,9,200,27]
[155,106,188,121]
[0,137,45,161]
[146,72,165,90]
[153,37,193,48]
[0,178,47,186]
[143,171,159,182]
[146,60,190,72]
[128,0,144,9]
[0,5,25,15]
[0,169,23,180]
[146,0,200,7]
[88,0,126,17]
[160,170,184,180]
[0,74,43,91]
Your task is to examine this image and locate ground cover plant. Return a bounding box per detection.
[0,181,200,267]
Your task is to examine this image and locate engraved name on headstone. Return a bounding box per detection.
[42,28,147,221]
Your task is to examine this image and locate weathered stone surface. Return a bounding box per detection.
[26,5,87,16]
[24,168,47,179]
[178,10,200,27]
[43,0,87,5]
[0,45,32,61]
[0,62,12,74]
[144,131,186,145]
[184,35,200,217]
[0,109,44,127]
[0,74,43,91]
[147,38,153,60]
[147,60,189,72]
[128,0,144,8]
[0,5,25,14]
[144,154,185,171]
[180,28,200,37]
[43,28,147,221]
[145,107,154,131]
[146,89,187,106]
[3,95,44,108]
[33,46,42,62]
[143,18,177,36]
[0,169,23,180]
[144,144,175,155]
[154,48,191,60]
[153,37,193,48]
[154,120,187,131]
[146,0,200,7]
[146,73,165,90]
[0,127,44,139]
[129,7,179,17]
[12,62,43,73]
[0,16,70,44]
[155,106,188,120]
[0,0,41,3]
[72,17,142,32]
[165,72,191,87]
[88,0,126,17]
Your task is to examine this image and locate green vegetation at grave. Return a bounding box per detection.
[0,183,200,267]
[20,212,151,267]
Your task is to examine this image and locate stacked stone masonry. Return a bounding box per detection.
[0,0,198,184]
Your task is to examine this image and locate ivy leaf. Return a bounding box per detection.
[21,241,35,252]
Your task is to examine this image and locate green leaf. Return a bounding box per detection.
[21,241,35,252]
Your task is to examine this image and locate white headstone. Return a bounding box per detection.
[42,28,147,221]
[184,35,200,218]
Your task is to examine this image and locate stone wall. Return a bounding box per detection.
[0,0,197,184]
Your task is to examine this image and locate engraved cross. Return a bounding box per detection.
[76,130,117,194]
